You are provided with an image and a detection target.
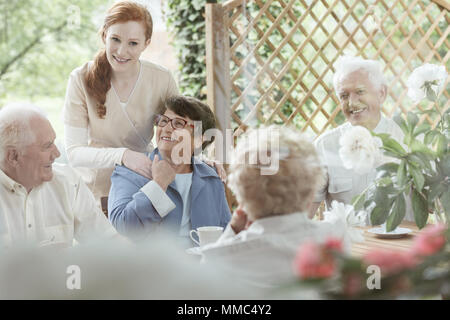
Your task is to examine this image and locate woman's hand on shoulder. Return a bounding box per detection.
[122,149,153,179]
[203,158,227,183]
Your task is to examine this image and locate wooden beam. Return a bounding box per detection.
[223,0,252,13]
[205,3,231,163]
[430,0,450,11]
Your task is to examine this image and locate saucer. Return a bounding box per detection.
[185,246,203,256]
[367,227,412,239]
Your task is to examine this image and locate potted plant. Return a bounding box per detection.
[348,64,449,231]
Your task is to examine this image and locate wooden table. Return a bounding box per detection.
[351,221,421,257]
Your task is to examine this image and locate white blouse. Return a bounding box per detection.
[63,60,179,199]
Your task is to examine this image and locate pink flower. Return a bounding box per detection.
[324,238,343,251]
[363,250,417,275]
[343,273,364,297]
[293,238,343,280]
[412,223,447,257]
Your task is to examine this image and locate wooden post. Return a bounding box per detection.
[205,2,231,164]
[430,0,450,11]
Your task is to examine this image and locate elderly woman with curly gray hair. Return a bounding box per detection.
[199,126,351,288]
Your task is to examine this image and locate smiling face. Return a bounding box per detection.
[15,117,60,191]
[336,70,386,130]
[104,20,150,73]
[156,109,195,163]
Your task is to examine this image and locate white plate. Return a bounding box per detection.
[367,227,412,239]
[185,246,203,256]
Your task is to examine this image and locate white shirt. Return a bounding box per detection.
[0,164,117,248]
[175,173,193,237]
[199,212,351,288]
[314,116,414,221]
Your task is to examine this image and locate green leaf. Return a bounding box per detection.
[436,154,450,177]
[352,193,366,211]
[386,194,406,232]
[370,206,390,225]
[364,199,374,209]
[393,113,408,137]
[412,189,428,229]
[373,185,396,206]
[436,133,447,156]
[397,160,407,187]
[407,112,419,135]
[428,181,446,201]
[376,164,397,179]
[381,138,407,156]
[372,133,392,141]
[408,162,425,191]
[425,86,437,102]
[376,162,399,174]
[407,153,432,172]
[376,177,393,187]
[383,150,404,159]
[441,190,450,217]
[411,139,435,157]
[413,122,431,138]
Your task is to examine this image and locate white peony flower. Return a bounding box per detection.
[323,200,367,243]
[339,126,383,175]
[406,64,448,103]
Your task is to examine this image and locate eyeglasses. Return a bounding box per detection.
[154,114,194,130]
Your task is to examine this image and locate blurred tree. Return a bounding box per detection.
[0,0,108,102]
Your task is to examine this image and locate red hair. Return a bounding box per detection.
[85,1,153,118]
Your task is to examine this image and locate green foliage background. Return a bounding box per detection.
[164,0,209,101]
[0,0,109,139]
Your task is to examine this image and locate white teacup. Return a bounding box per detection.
[189,226,224,246]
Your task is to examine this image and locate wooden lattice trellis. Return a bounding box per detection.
[206,0,450,139]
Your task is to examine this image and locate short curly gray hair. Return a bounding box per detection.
[227,125,323,221]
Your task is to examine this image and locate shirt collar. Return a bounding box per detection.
[148,148,219,179]
[0,168,25,193]
[373,115,388,134]
[346,114,387,133]
[248,212,310,233]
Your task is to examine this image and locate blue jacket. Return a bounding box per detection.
[108,149,231,239]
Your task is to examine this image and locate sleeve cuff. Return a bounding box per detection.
[215,223,236,243]
[115,148,128,166]
[140,181,176,218]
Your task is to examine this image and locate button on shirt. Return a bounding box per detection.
[0,164,117,248]
[314,116,414,221]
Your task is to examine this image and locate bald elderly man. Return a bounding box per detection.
[0,103,120,248]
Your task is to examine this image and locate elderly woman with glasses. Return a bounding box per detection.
[108,96,231,246]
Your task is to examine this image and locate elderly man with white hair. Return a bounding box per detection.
[0,103,119,248]
[309,56,413,221]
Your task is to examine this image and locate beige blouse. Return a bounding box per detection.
[63,60,179,199]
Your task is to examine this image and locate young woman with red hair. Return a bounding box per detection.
[63,1,178,200]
